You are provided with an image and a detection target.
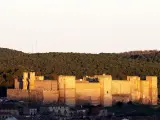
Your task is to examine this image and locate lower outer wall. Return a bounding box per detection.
[76,83,101,105]
[7,89,29,101]
[7,89,132,105]
[7,89,59,103]
[43,90,59,103]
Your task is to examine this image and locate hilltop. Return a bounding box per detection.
[0,48,24,59]
[0,48,160,87]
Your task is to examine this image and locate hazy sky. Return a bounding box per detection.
[0,0,160,53]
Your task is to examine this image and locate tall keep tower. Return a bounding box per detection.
[29,72,35,90]
[97,75,112,107]
[22,72,28,90]
[58,76,76,107]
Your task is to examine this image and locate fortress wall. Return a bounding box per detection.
[7,89,44,102]
[7,89,29,101]
[9,73,158,106]
[35,76,44,80]
[76,80,89,83]
[22,79,28,90]
[29,90,43,102]
[59,89,65,98]
[64,76,76,107]
[76,83,100,89]
[112,95,130,104]
[34,80,58,90]
[146,76,158,105]
[65,78,75,88]
[34,81,51,90]
[43,90,59,103]
[58,76,76,106]
[23,72,28,79]
[76,83,101,105]
[140,81,150,104]
[29,72,36,90]
[51,81,58,90]
[112,80,130,94]
[65,89,75,98]
[128,76,141,102]
[7,89,58,103]
[58,76,65,102]
[97,75,112,106]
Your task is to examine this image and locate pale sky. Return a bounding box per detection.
[0,0,160,53]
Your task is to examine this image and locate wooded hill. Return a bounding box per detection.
[0,47,160,88]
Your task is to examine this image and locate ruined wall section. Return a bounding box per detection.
[76,83,100,105]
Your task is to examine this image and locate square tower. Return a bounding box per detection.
[146,76,158,105]
[97,75,112,107]
[128,76,141,102]
[22,72,28,90]
[29,72,36,90]
[58,75,76,107]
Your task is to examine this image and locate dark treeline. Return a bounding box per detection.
[0,48,160,88]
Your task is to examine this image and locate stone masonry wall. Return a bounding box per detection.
[34,80,58,91]
[112,80,130,94]
[43,90,59,103]
[7,89,29,101]
[75,83,100,105]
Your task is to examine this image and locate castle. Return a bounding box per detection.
[7,72,158,107]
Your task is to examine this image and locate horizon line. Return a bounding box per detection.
[0,47,160,54]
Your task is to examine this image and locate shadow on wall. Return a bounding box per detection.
[77,99,91,105]
[18,78,23,89]
[0,87,7,97]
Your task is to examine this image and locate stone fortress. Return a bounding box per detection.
[7,72,158,107]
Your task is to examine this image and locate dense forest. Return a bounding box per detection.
[0,48,160,88]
